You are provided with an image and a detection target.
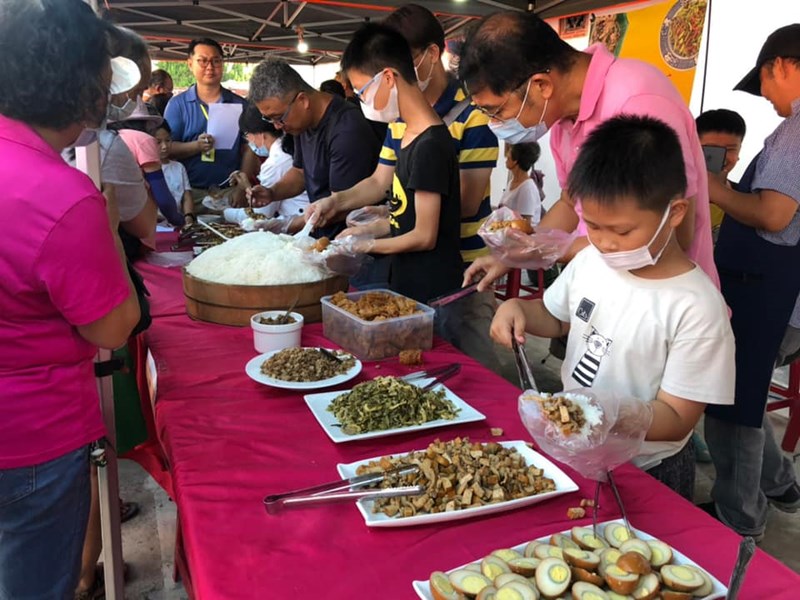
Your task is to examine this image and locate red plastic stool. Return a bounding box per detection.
[767,359,800,452]
[494,268,546,302]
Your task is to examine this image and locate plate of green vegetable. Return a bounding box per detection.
[304,375,486,443]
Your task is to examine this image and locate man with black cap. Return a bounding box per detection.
[701,24,800,542]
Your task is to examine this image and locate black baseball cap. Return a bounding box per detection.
[734,24,800,96]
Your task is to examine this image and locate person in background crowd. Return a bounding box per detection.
[458,11,718,295]
[695,108,746,241]
[107,27,184,229]
[245,57,381,240]
[499,142,543,224]
[146,68,174,115]
[164,38,257,209]
[224,104,309,228]
[334,70,356,101]
[331,23,464,311]
[702,24,800,543]
[491,116,735,501]
[320,79,346,98]
[154,121,195,225]
[0,1,140,597]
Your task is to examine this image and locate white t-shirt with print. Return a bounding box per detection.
[499,178,542,224]
[543,247,735,470]
[161,160,191,208]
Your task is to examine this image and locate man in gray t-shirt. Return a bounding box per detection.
[703,24,800,541]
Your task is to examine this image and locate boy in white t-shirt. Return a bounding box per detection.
[491,115,735,499]
[154,122,195,226]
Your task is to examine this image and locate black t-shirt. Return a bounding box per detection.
[389,124,464,303]
[294,95,380,237]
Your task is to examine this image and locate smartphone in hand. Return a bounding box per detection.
[702,145,727,174]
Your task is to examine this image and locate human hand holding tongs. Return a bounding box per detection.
[264,465,423,514]
[511,337,631,538]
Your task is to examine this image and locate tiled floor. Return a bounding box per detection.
[117,335,799,597]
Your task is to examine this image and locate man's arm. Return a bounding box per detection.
[459,167,493,218]
[709,175,798,232]
[306,163,394,227]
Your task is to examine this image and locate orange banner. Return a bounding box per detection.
[591,0,707,103]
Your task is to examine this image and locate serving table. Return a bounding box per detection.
[130,245,800,599]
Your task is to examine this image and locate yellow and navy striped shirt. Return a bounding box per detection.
[378,80,499,264]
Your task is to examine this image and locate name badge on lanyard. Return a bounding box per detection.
[200,104,215,162]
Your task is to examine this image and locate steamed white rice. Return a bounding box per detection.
[186,231,327,285]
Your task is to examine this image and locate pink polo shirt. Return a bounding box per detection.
[0,114,131,469]
[550,44,718,288]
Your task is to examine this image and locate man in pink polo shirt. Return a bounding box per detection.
[0,0,140,597]
[458,11,718,290]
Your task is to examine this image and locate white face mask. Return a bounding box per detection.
[589,204,673,271]
[488,79,549,144]
[107,97,136,122]
[359,71,400,123]
[414,48,434,92]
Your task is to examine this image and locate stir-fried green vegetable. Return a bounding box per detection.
[327,376,460,434]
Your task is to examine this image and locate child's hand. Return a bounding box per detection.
[490,299,527,348]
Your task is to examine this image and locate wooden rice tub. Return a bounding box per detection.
[182,269,349,326]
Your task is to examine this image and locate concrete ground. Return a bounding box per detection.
[117,335,799,598]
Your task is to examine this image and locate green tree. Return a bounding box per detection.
[224,62,248,82]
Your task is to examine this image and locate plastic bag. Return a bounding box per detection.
[346,205,390,228]
[478,206,577,270]
[518,389,653,481]
[240,216,292,234]
[299,234,375,277]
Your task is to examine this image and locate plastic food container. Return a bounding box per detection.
[320,290,434,360]
[250,311,304,353]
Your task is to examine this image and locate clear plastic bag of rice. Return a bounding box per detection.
[518,389,653,481]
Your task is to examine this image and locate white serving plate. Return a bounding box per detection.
[304,378,486,443]
[245,348,362,391]
[411,518,727,600]
[337,440,578,528]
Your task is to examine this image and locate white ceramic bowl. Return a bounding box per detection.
[250,311,304,353]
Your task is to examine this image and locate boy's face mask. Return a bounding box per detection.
[248,141,270,158]
[414,48,435,92]
[589,204,674,271]
[358,71,400,124]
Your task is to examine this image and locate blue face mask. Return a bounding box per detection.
[248,141,269,158]
[488,79,549,144]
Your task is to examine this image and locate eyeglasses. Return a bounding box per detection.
[195,57,223,68]
[473,71,548,122]
[354,71,384,102]
[261,92,300,125]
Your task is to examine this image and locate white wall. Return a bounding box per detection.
[489,1,800,209]
[689,0,800,181]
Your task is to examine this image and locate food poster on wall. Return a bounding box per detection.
[589,0,708,103]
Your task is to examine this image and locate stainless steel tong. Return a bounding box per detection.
[264,465,423,514]
[591,470,632,539]
[400,363,461,391]
[512,338,539,393]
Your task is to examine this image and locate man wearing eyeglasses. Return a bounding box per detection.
[246,57,381,239]
[457,12,718,293]
[164,38,256,210]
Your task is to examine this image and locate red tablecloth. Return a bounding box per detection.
[135,253,799,600]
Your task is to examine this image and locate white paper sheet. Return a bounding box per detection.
[207,103,243,150]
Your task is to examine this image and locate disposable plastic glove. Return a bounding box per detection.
[478,207,576,270]
[345,204,390,228]
[518,388,654,481]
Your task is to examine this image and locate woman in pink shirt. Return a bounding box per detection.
[0,1,140,597]
[458,11,718,292]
